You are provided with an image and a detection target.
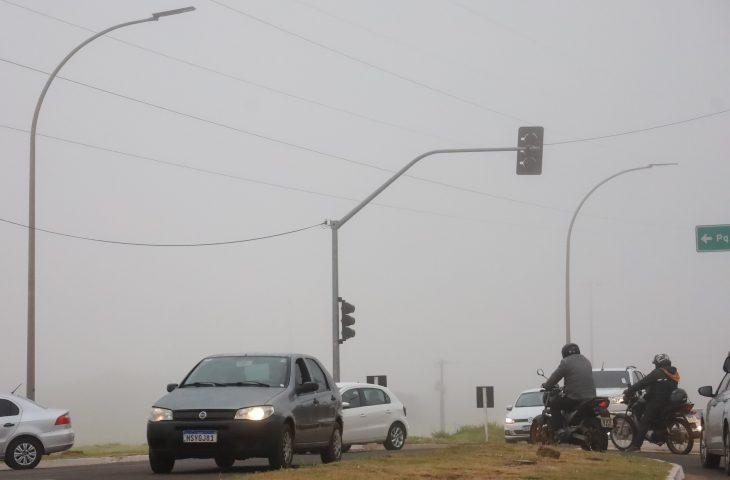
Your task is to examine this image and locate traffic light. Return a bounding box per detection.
[339,298,356,341]
[516,126,544,175]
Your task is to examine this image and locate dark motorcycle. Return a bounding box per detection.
[529,369,612,451]
[610,388,694,454]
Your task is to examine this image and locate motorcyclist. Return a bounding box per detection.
[542,343,597,437]
[623,353,680,451]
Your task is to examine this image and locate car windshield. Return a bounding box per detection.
[182,356,290,388]
[592,370,629,388]
[515,392,544,407]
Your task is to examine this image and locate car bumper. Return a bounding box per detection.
[504,423,531,441]
[147,418,283,460]
[42,427,75,454]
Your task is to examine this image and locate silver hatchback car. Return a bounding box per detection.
[0,393,75,469]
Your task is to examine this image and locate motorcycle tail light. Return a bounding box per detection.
[597,400,610,409]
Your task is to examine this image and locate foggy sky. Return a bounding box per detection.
[1,0,729,444]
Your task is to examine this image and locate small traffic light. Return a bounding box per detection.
[339,298,356,341]
[516,126,544,175]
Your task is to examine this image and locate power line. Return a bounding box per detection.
[0,217,325,247]
[0,216,325,247]
[0,124,559,226]
[208,0,527,123]
[0,57,559,211]
[0,0,460,144]
[546,108,730,145]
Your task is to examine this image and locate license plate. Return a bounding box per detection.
[183,430,217,443]
[600,416,612,428]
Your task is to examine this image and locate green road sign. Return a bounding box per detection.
[696,225,730,252]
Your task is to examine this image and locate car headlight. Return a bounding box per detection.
[235,406,274,421]
[505,417,515,424]
[609,395,624,404]
[149,407,173,422]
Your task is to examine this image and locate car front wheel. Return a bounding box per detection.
[384,422,406,450]
[700,425,720,469]
[4,437,43,470]
[149,449,174,474]
[320,425,342,463]
[268,424,294,469]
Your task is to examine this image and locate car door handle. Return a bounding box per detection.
[359,413,366,417]
[385,410,392,415]
[3,423,14,428]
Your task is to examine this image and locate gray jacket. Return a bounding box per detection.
[544,353,597,400]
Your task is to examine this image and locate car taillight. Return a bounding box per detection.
[597,400,609,409]
[55,413,71,426]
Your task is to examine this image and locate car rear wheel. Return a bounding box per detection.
[724,430,730,476]
[5,437,42,470]
[149,449,174,474]
[320,425,343,464]
[700,425,720,469]
[384,422,406,450]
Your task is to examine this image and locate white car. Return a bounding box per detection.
[505,389,544,442]
[698,353,730,474]
[0,393,75,470]
[592,367,644,414]
[337,383,408,451]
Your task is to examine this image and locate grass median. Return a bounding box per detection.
[241,442,668,480]
[50,443,147,459]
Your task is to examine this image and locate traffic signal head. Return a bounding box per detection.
[340,299,356,341]
[516,126,544,175]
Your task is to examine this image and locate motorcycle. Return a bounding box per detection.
[529,369,612,451]
[610,389,694,454]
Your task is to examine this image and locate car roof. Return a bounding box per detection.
[336,382,389,390]
[205,353,310,359]
[592,368,630,372]
[518,388,542,394]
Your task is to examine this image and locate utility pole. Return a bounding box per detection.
[24,6,195,400]
[326,134,542,380]
[437,359,446,433]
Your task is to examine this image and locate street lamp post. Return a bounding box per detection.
[327,146,523,381]
[25,6,195,400]
[564,163,677,344]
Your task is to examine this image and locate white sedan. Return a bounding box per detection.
[337,383,409,451]
[0,393,75,470]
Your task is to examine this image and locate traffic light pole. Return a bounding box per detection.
[327,146,520,381]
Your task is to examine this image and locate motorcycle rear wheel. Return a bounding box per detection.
[610,414,635,451]
[666,418,693,455]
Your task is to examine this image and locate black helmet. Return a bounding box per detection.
[652,353,671,368]
[561,343,580,358]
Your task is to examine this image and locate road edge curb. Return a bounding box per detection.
[665,462,685,480]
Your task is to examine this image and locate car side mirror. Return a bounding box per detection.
[342,401,351,409]
[166,383,178,393]
[295,381,319,395]
[724,356,730,374]
[506,405,513,411]
[698,386,714,397]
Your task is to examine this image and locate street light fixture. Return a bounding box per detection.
[564,162,677,344]
[25,6,195,401]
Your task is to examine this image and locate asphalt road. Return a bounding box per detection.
[0,450,400,480]
[640,452,727,479]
